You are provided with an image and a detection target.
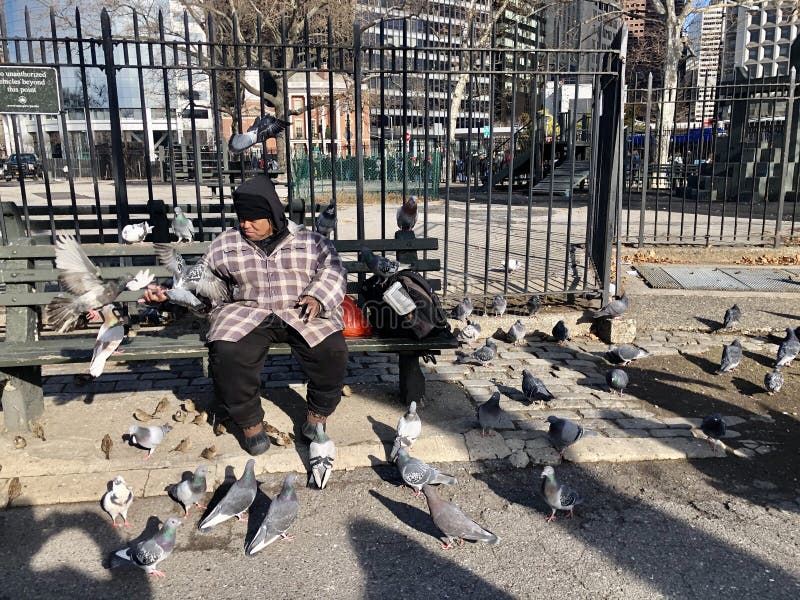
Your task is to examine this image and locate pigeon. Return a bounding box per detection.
[540,466,583,522]
[121,221,153,243]
[522,369,553,403]
[171,207,195,243]
[101,476,134,528]
[775,327,800,367]
[721,304,741,329]
[89,304,125,378]
[228,113,290,154]
[477,392,504,436]
[422,484,499,549]
[765,368,783,394]
[506,319,526,345]
[309,423,336,490]
[716,339,742,373]
[502,258,520,273]
[390,401,422,461]
[527,296,541,316]
[45,235,154,333]
[198,458,257,531]
[700,413,727,445]
[128,424,172,460]
[153,244,229,312]
[547,416,584,453]
[607,345,650,365]
[315,199,337,237]
[101,433,113,460]
[246,473,300,556]
[606,368,629,396]
[456,338,496,366]
[593,291,628,320]
[172,466,208,518]
[396,195,418,231]
[109,516,181,578]
[552,320,570,344]
[452,297,473,321]
[395,448,457,496]
[491,295,507,317]
[360,246,408,278]
[456,320,481,346]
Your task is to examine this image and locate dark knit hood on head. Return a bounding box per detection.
[232,174,288,231]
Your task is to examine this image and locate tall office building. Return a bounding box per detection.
[723,1,797,80]
[694,0,727,122]
[622,0,647,39]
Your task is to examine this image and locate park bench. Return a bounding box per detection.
[0,201,457,432]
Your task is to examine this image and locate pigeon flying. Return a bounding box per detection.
[89,304,125,378]
[228,113,290,154]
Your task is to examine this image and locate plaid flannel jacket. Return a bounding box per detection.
[203,221,346,347]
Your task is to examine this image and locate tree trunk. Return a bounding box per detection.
[446,73,470,184]
[654,17,682,175]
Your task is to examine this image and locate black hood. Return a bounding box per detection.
[232,174,288,231]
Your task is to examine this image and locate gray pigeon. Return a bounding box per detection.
[422,484,499,549]
[506,319,526,345]
[552,320,570,344]
[456,320,481,346]
[606,368,628,396]
[700,413,727,445]
[228,114,289,154]
[547,415,584,453]
[593,291,628,320]
[395,448,457,495]
[477,392,504,436]
[101,475,134,528]
[765,368,783,394]
[316,199,337,237]
[491,294,507,317]
[396,195,418,231]
[109,516,181,578]
[522,370,553,403]
[198,459,257,531]
[46,235,154,333]
[309,423,336,490]
[171,207,195,243]
[246,473,300,556]
[607,344,649,365]
[540,466,583,522]
[360,246,408,278]
[129,424,172,459]
[452,297,473,321]
[153,244,229,311]
[527,296,541,316]
[172,466,209,518]
[390,401,422,461]
[775,327,800,367]
[716,339,742,373]
[722,304,741,329]
[456,338,496,366]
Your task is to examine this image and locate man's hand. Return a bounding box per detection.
[296,296,322,323]
[139,284,169,304]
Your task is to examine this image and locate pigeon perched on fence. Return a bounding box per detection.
[456,320,481,346]
[422,484,499,549]
[775,327,800,367]
[593,291,628,320]
[606,368,629,396]
[309,423,336,490]
[153,244,229,312]
[360,246,408,278]
[390,401,422,461]
[89,304,125,378]
[109,516,181,578]
[228,114,290,154]
[540,466,583,522]
[506,319,526,345]
[46,235,153,333]
[721,304,741,330]
[456,338,496,366]
[198,459,257,532]
[128,424,172,460]
[101,476,134,528]
[607,344,649,365]
[171,466,209,518]
[315,199,337,237]
[477,392,505,436]
[491,294,507,317]
[527,295,541,316]
[452,297,473,321]
[716,339,742,374]
[246,473,300,556]
[121,221,153,244]
[765,368,783,395]
[396,195,418,231]
[395,448,457,496]
[552,320,570,344]
[700,413,727,445]
[522,370,553,404]
[171,207,195,243]
[547,416,584,453]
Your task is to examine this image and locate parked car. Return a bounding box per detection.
[4,153,42,181]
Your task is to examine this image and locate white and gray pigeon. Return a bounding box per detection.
[721,304,741,329]
[171,207,195,243]
[452,297,473,321]
[172,466,209,518]
[228,114,289,154]
[316,199,337,237]
[477,391,504,436]
[593,291,629,320]
[522,369,553,404]
[109,516,181,578]
[502,258,520,273]
[606,368,628,396]
[128,423,173,460]
[246,473,300,556]
[547,415,584,453]
[506,319,526,345]
[390,401,422,461]
[153,244,229,313]
[456,320,482,346]
[198,459,257,531]
[395,448,457,496]
[765,368,783,394]
[422,484,499,549]
[527,296,541,316]
[716,339,742,373]
[102,475,134,528]
[121,221,153,244]
[396,195,418,231]
[552,320,570,344]
[491,294,507,317]
[456,338,496,366]
[360,246,408,278]
[540,466,583,522]
[607,344,649,365]
[775,327,800,367]
[89,304,125,378]
[309,422,336,490]
[46,234,153,333]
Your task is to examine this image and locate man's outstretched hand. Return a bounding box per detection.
[296,296,321,323]
[140,284,169,304]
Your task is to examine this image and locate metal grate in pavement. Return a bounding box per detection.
[721,268,800,292]
[637,265,800,292]
[634,265,683,289]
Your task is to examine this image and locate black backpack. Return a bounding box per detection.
[360,270,450,339]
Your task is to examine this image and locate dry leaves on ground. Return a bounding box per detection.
[621,250,682,264]
[736,254,800,266]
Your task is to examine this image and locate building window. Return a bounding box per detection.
[778,44,790,57]
[748,47,760,61]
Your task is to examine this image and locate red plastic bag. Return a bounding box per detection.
[341,295,372,337]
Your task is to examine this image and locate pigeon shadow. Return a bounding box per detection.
[368,490,441,539]
[680,351,719,375]
[759,309,800,320]
[264,386,312,443]
[367,454,403,485]
[742,349,775,369]
[731,375,764,397]
[366,416,395,462]
[694,316,722,331]
[196,465,237,529]
[243,485,272,550]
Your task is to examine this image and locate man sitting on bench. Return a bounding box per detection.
[143,174,348,456]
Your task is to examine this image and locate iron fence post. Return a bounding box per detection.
[774,67,796,248]
[353,20,365,242]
